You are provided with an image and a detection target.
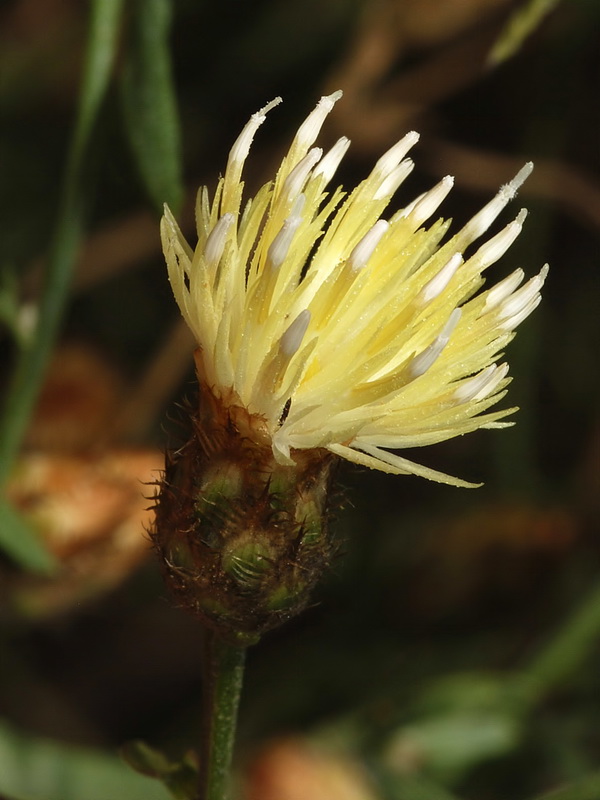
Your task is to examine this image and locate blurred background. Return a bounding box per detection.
[0,1,599,798]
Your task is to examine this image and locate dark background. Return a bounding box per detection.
[0,1,599,798]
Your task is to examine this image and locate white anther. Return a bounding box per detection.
[282,147,323,201]
[398,191,424,218]
[514,208,528,225]
[374,158,415,200]
[484,269,525,310]
[402,176,454,226]
[472,210,527,269]
[294,91,343,150]
[373,131,420,176]
[290,193,306,217]
[203,213,235,267]
[500,295,542,331]
[267,215,303,270]
[454,364,501,404]
[472,362,510,400]
[498,265,549,327]
[459,163,533,245]
[280,309,311,357]
[419,253,463,304]
[227,97,282,171]
[347,220,390,271]
[409,308,462,378]
[312,137,351,184]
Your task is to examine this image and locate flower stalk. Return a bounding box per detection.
[198,632,246,800]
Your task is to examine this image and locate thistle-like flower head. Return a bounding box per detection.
[161,91,547,488]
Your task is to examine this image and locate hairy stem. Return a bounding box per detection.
[198,632,246,800]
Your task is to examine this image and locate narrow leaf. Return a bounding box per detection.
[68,0,127,177]
[120,0,184,212]
[0,0,125,488]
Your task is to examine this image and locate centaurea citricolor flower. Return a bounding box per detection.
[155,91,546,641]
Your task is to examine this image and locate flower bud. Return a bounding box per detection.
[153,364,337,646]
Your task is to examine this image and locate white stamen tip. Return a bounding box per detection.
[374,158,415,200]
[472,214,524,269]
[507,162,534,196]
[228,97,282,168]
[460,362,511,403]
[294,91,343,150]
[500,295,542,330]
[267,215,303,270]
[203,213,235,266]
[410,308,462,378]
[261,96,284,115]
[484,269,525,310]
[460,163,533,245]
[282,147,323,200]
[312,136,351,184]
[474,362,510,401]
[498,264,549,328]
[515,208,528,225]
[347,220,390,271]
[485,362,510,396]
[419,253,463,304]
[374,131,420,176]
[402,176,454,225]
[280,309,311,357]
[454,364,498,403]
[290,193,306,217]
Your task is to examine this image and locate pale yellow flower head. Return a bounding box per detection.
[161,91,547,488]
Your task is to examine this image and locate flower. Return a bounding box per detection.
[161,91,547,488]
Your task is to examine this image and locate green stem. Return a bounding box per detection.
[198,632,246,800]
[0,0,124,487]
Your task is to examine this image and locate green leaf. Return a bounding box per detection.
[391,711,520,783]
[0,720,172,800]
[67,0,126,178]
[0,0,125,488]
[120,0,184,213]
[531,772,600,800]
[488,0,562,66]
[384,672,530,784]
[0,498,57,575]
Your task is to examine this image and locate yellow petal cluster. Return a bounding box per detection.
[161,92,547,488]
